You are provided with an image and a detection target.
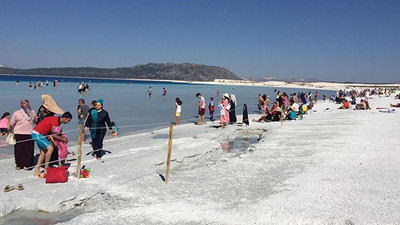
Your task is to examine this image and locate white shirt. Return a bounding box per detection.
[176,103,181,113]
[292,103,299,112]
[200,96,206,109]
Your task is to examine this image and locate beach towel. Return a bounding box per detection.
[42,94,64,114]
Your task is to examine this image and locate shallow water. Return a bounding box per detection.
[0,76,335,159]
[0,208,84,225]
[221,137,260,155]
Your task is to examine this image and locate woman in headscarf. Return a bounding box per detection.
[229,94,237,124]
[85,99,112,161]
[9,100,38,170]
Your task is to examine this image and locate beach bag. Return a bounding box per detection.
[6,132,16,145]
[46,166,69,183]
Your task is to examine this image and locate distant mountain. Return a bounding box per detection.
[0,63,242,82]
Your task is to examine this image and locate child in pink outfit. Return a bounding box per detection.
[51,126,69,166]
[0,112,10,136]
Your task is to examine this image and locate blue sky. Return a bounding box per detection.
[0,0,399,83]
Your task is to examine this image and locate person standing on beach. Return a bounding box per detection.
[196,93,206,125]
[229,94,237,124]
[32,112,72,176]
[222,93,230,124]
[175,98,182,125]
[85,99,113,161]
[9,100,37,170]
[77,99,90,143]
[0,112,10,136]
[209,97,215,121]
[217,101,226,129]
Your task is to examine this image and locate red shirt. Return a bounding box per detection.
[34,116,60,135]
[271,105,278,115]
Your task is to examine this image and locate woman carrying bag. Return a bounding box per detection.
[9,100,38,170]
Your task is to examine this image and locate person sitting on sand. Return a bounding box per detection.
[286,106,297,120]
[290,100,299,115]
[338,99,350,109]
[270,102,281,121]
[355,99,367,110]
[252,114,270,123]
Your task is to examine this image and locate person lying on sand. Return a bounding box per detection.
[390,103,400,107]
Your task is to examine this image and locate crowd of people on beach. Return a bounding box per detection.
[1,82,399,189]
[334,88,398,110]
[252,90,316,123]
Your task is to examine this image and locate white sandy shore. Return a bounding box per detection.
[206,79,400,91]
[0,93,400,224]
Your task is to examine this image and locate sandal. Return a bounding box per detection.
[17,184,24,190]
[4,185,14,192]
[38,173,46,178]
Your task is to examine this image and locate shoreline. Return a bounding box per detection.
[2,74,399,91]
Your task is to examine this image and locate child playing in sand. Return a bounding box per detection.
[111,121,119,136]
[0,112,10,136]
[175,98,182,125]
[51,126,69,167]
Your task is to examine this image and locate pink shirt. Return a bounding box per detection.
[0,118,8,129]
[9,109,38,135]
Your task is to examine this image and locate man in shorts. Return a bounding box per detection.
[32,112,72,176]
[196,93,206,125]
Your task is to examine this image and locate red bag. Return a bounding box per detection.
[46,166,69,183]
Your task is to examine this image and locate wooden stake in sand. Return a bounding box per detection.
[76,124,82,179]
[165,124,174,183]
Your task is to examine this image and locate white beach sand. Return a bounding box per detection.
[208,79,400,91]
[0,92,399,224]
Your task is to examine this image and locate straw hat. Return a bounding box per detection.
[41,94,64,114]
[223,93,230,99]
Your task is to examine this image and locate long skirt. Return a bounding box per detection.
[14,134,34,168]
